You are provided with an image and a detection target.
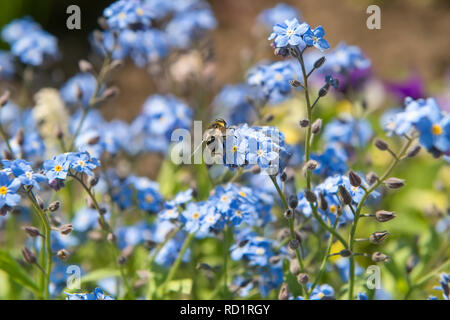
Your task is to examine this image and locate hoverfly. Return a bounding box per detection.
[205,118,228,146]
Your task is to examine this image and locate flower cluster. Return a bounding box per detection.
[383,97,449,158]
[93,0,216,67]
[258,3,300,29]
[70,94,192,158]
[297,174,378,226]
[1,16,59,66]
[247,60,298,105]
[65,288,113,300]
[212,124,291,175]
[43,152,100,184]
[161,183,274,238]
[269,18,330,52]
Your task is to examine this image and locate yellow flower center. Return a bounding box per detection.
[318,292,325,299]
[330,205,337,213]
[55,165,63,172]
[192,212,200,220]
[145,195,154,203]
[239,191,247,197]
[256,248,265,256]
[235,210,242,217]
[274,73,283,81]
[77,160,86,168]
[232,146,238,153]
[136,8,144,16]
[257,149,264,157]
[286,29,294,36]
[0,186,7,195]
[432,124,443,135]
[25,171,33,179]
[221,195,228,202]
[118,12,126,20]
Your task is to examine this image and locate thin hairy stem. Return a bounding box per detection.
[348,136,415,299]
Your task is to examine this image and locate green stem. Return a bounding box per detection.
[270,175,305,272]
[70,172,134,299]
[307,214,341,298]
[348,136,415,300]
[297,52,313,192]
[27,190,52,300]
[145,227,181,300]
[68,56,111,151]
[160,232,195,297]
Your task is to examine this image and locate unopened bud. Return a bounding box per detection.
[87,136,101,145]
[56,127,64,140]
[371,252,390,263]
[3,149,13,160]
[274,47,289,58]
[318,86,329,97]
[48,201,61,212]
[21,247,36,264]
[60,224,73,235]
[79,60,93,73]
[288,195,298,209]
[407,145,421,158]
[56,249,69,260]
[405,256,417,274]
[289,239,300,250]
[284,209,294,219]
[338,185,352,206]
[269,256,282,265]
[93,30,104,43]
[304,160,318,171]
[262,114,274,123]
[118,256,127,265]
[278,283,289,300]
[374,139,389,151]
[35,195,45,210]
[0,90,10,107]
[23,226,41,238]
[339,249,352,258]
[318,193,328,211]
[384,177,405,189]
[280,171,287,182]
[289,258,300,275]
[369,231,390,244]
[289,47,300,58]
[311,119,322,135]
[100,87,119,101]
[314,57,326,69]
[366,171,378,185]
[299,119,310,128]
[107,233,116,243]
[290,79,302,88]
[375,210,396,222]
[97,17,109,30]
[349,170,362,188]
[297,273,309,285]
[304,190,317,203]
[250,165,261,175]
[16,129,25,146]
[88,175,99,187]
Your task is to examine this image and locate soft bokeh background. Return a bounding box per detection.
[1,0,450,120]
[0,0,448,300]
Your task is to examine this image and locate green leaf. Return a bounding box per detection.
[0,250,39,294]
[79,268,120,285]
[167,279,192,295]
